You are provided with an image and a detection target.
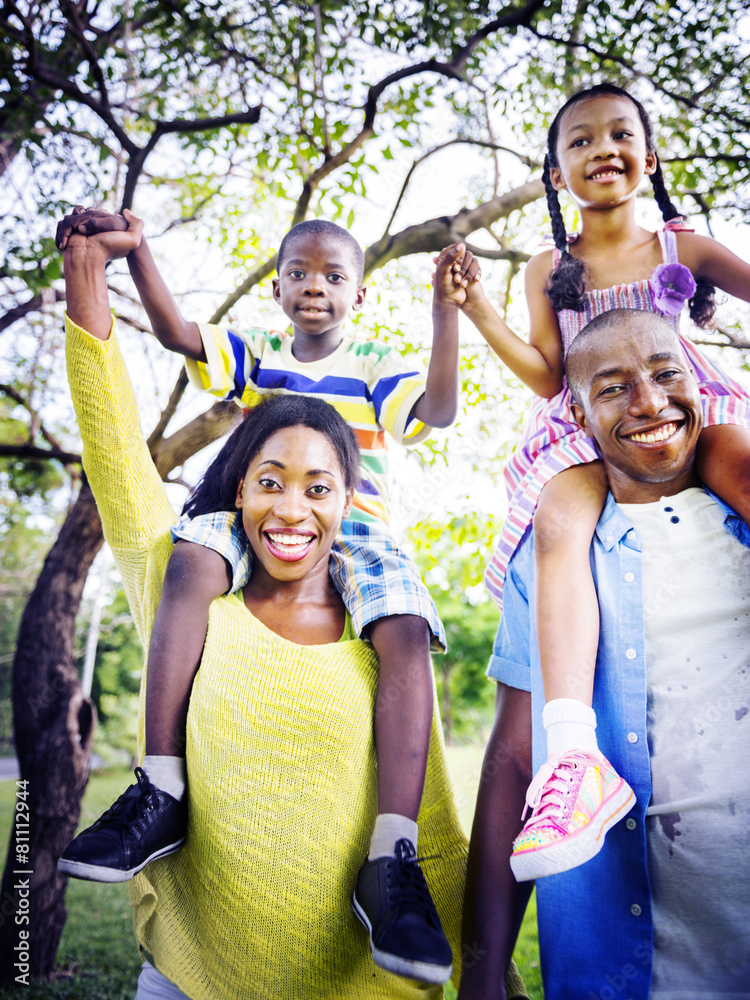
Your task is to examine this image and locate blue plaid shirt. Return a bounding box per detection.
[488,489,750,1000]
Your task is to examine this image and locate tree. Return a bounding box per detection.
[1,0,749,980]
[408,512,505,746]
[87,588,144,761]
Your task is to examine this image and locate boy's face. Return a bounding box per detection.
[273,233,366,354]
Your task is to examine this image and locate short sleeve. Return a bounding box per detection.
[185,325,270,403]
[368,347,430,445]
[486,535,533,692]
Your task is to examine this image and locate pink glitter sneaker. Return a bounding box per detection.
[510,750,635,882]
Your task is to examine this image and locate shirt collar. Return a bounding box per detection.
[595,486,750,552]
[595,492,638,551]
[704,487,750,548]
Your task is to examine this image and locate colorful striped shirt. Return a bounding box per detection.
[185,325,430,524]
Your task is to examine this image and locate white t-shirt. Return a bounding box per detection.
[618,488,750,998]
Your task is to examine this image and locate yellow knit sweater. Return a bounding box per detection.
[65,316,527,1000]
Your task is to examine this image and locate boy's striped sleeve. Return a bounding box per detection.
[368,345,431,445]
[185,324,276,403]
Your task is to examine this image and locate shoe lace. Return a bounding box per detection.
[521,750,603,829]
[96,767,155,832]
[387,838,440,923]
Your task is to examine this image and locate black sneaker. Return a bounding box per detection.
[352,837,452,984]
[57,767,186,882]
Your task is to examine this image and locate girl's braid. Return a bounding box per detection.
[649,159,680,220]
[543,155,587,312]
[650,159,716,329]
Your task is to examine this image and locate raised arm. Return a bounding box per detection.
[458,684,534,1000]
[61,209,142,339]
[62,222,177,640]
[460,250,565,399]
[412,243,464,428]
[412,243,479,428]
[126,222,205,360]
[675,231,750,303]
[57,206,205,360]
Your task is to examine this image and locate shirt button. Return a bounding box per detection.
[630,903,642,917]
[625,648,637,659]
[606,533,614,543]
[626,818,637,830]
[663,506,673,512]
[624,572,635,583]
[627,731,638,743]
[670,515,680,524]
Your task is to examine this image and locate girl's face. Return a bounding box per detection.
[235,424,353,585]
[549,95,657,211]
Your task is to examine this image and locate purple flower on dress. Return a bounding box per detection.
[651,263,696,315]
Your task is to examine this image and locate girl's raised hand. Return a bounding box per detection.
[432,243,482,308]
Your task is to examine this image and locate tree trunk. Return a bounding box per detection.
[0,483,103,983]
[441,662,454,747]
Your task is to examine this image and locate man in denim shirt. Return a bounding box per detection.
[459,309,750,1000]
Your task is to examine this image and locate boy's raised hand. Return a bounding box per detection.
[432,242,482,309]
[56,206,143,261]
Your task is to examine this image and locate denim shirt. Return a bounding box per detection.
[487,489,750,1000]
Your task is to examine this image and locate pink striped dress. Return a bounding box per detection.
[485,228,750,608]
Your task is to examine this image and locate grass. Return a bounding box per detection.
[0,767,141,999]
[0,751,542,998]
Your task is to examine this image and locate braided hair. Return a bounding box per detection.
[543,83,715,327]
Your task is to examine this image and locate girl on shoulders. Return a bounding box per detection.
[459,82,750,881]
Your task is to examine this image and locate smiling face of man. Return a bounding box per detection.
[567,311,703,503]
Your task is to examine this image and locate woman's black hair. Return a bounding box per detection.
[543,82,716,328]
[183,393,361,519]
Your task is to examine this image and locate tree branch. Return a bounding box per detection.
[664,153,750,166]
[147,369,190,451]
[692,326,750,352]
[0,382,72,456]
[450,0,549,68]
[293,0,546,225]
[527,26,750,130]
[120,105,262,210]
[463,241,532,263]
[365,179,544,275]
[0,289,67,335]
[384,138,538,236]
[151,400,241,478]
[63,2,112,115]
[208,257,278,324]
[0,443,81,465]
[312,4,332,158]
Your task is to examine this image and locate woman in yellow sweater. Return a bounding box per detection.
[59,223,534,999]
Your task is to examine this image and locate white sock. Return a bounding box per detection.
[142,755,187,801]
[368,813,418,860]
[543,698,599,757]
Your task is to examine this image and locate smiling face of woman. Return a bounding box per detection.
[235,424,354,587]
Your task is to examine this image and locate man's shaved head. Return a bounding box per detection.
[564,308,703,503]
[565,309,679,405]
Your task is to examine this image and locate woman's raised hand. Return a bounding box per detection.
[56,206,143,261]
